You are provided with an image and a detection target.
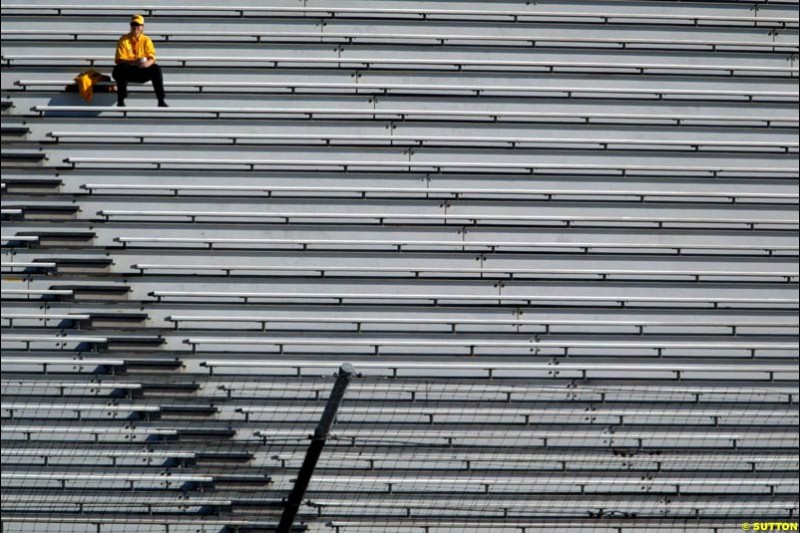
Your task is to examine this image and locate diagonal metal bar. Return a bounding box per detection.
[276,363,356,533]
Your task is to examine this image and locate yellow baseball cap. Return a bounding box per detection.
[130,14,144,25]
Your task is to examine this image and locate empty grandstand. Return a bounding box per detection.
[2,1,798,532]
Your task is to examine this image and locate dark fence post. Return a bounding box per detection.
[276,363,355,533]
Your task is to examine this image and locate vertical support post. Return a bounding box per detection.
[276,363,355,533]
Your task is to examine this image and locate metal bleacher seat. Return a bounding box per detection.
[199,358,800,378]
[126,264,796,282]
[0,3,797,26]
[0,379,143,397]
[112,236,798,255]
[14,79,800,102]
[4,28,798,53]
[93,209,800,230]
[165,314,800,334]
[46,133,799,152]
[7,54,798,76]
[146,288,799,307]
[28,106,800,127]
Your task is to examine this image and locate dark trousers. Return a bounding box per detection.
[112,63,166,103]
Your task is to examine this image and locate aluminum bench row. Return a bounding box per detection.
[0,472,791,491]
[275,449,800,467]
[167,316,799,332]
[108,236,799,255]
[3,423,237,444]
[54,183,798,203]
[16,205,786,231]
[5,387,796,409]
[308,474,798,489]
[253,427,798,449]
[4,421,793,445]
[6,283,796,308]
[146,290,800,307]
[59,157,799,176]
[4,377,792,401]
[212,381,800,401]
[16,314,794,333]
[127,264,799,281]
[47,134,800,152]
[6,282,795,303]
[1,357,180,374]
[6,376,798,402]
[234,404,798,420]
[0,518,760,533]
[20,201,799,220]
[313,498,798,515]
[1,448,250,465]
[6,378,754,393]
[3,31,798,52]
[323,520,760,533]
[7,261,792,284]
[1,495,792,513]
[5,406,794,428]
[200,359,799,380]
[26,191,797,210]
[3,355,796,380]
[5,335,797,358]
[93,210,800,228]
[0,495,235,514]
[5,254,798,280]
[1,4,796,26]
[9,54,797,75]
[4,394,795,414]
[21,177,798,201]
[181,336,799,355]
[0,517,278,533]
[15,80,800,101]
[75,183,798,203]
[3,399,796,420]
[3,446,794,467]
[0,379,140,390]
[30,106,800,128]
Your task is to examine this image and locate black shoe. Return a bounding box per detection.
[158,101,168,108]
[117,100,126,107]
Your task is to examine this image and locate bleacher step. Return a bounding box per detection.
[1,177,62,194]
[122,358,182,373]
[16,230,95,247]
[1,126,30,139]
[38,257,113,273]
[0,151,46,167]
[49,284,130,301]
[102,335,165,351]
[81,312,149,328]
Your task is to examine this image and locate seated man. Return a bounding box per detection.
[112,14,167,107]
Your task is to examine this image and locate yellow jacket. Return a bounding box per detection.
[74,69,111,102]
